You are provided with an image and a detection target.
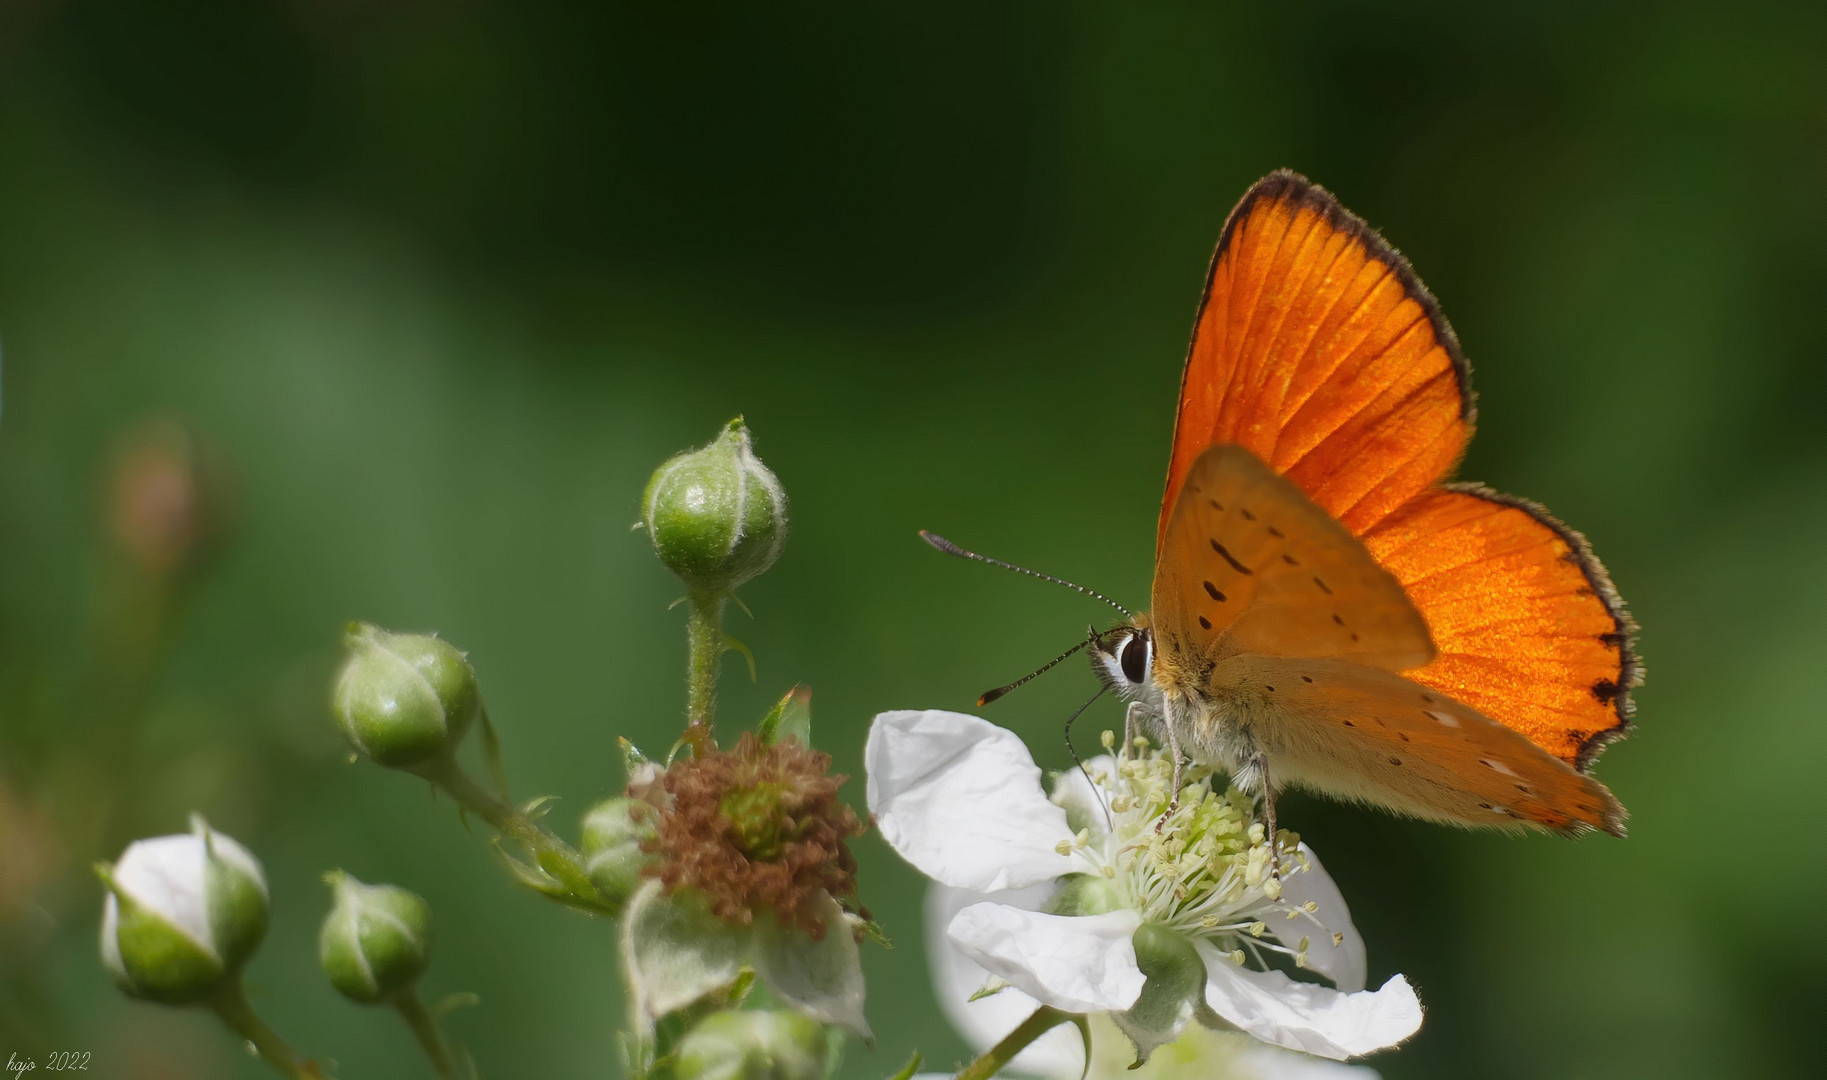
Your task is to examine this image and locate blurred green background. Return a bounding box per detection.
[1,2,1822,1078]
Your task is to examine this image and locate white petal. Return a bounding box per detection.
[620,881,746,1022]
[1234,1043,1383,1079]
[948,902,1145,1015]
[1196,941,1422,1060]
[1274,843,1366,992]
[924,884,1085,1079]
[99,895,125,979]
[1048,754,1118,844]
[111,834,217,961]
[751,891,872,1039]
[866,710,1080,891]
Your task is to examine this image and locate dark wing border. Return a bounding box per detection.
[1440,480,1643,772]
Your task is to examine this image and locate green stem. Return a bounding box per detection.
[393,987,458,1080]
[682,591,727,756]
[953,1005,1075,1080]
[414,754,617,915]
[207,978,314,1079]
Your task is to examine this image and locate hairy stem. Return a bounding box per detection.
[414,754,617,915]
[953,1005,1076,1080]
[208,978,315,1079]
[682,591,727,756]
[393,987,458,1080]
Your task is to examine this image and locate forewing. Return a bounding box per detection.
[1152,444,1433,672]
[1159,170,1473,551]
[1362,485,1640,770]
[1214,654,1625,836]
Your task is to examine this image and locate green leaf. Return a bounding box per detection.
[967,978,1009,1002]
[1111,924,1203,1067]
[882,1050,922,1080]
[478,706,511,800]
[619,737,655,782]
[492,841,563,895]
[854,917,892,950]
[723,632,758,683]
[758,685,813,747]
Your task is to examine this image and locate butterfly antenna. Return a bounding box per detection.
[976,634,1094,706]
[1063,685,1114,831]
[920,531,1132,618]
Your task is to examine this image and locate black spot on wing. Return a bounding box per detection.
[1210,539,1253,575]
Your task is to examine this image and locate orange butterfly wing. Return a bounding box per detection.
[1160,170,1638,773]
[1159,169,1473,551]
[1363,486,1639,768]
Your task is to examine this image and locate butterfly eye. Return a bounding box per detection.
[1119,634,1150,684]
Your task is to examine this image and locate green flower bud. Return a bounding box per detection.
[641,418,787,596]
[580,797,659,905]
[98,815,269,1005]
[333,623,480,767]
[318,871,432,1003]
[1114,923,1207,1065]
[676,1010,828,1080]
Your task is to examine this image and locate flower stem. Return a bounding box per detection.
[953,1005,1076,1080]
[207,978,314,1079]
[413,754,618,915]
[393,987,458,1080]
[682,591,727,756]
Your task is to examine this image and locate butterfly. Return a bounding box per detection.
[932,169,1639,849]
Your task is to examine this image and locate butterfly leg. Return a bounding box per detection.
[1155,713,1186,834]
[1123,701,1147,761]
[1253,753,1282,880]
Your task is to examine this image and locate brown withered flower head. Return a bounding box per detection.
[644,733,865,938]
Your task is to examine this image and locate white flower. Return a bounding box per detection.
[867,710,1421,1064]
[920,884,1380,1080]
[99,815,270,1004]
